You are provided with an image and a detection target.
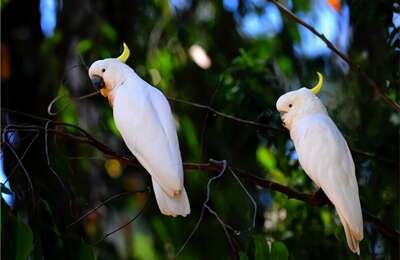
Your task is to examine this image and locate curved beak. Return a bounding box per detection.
[91,75,105,90]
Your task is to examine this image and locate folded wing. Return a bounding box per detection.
[294,115,363,253]
[114,83,183,197]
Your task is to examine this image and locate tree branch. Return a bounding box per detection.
[168,97,286,133]
[3,107,398,166]
[167,99,399,167]
[3,123,399,243]
[270,0,400,112]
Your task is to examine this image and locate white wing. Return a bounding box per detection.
[148,84,183,180]
[291,114,363,253]
[113,80,183,197]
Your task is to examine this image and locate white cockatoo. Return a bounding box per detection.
[88,43,190,217]
[276,73,363,254]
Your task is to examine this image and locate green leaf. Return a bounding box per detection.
[78,39,93,54]
[320,208,332,233]
[254,236,269,260]
[100,22,117,41]
[107,110,121,137]
[180,116,201,160]
[256,146,276,171]
[56,86,78,125]
[0,0,10,9]
[152,218,170,242]
[79,239,96,260]
[239,251,250,260]
[270,241,289,260]
[15,217,34,260]
[131,233,158,260]
[277,56,293,75]
[256,146,288,184]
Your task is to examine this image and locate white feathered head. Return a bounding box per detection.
[276,72,327,129]
[88,43,131,97]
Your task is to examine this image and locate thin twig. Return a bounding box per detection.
[93,190,150,245]
[78,53,89,70]
[44,120,70,197]
[199,74,226,158]
[3,131,40,186]
[166,99,398,166]
[3,141,35,202]
[66,189,149,228]
[47,91,99,116]
[270,0,400,112]
[2,107,397,166]
[175,159,230,259]
[204,204,239,259]
[2,114,399,242]
[168,97,287,133]
[229,168,257,230]
[2,108,50,121]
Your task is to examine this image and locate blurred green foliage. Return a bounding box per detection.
[2,0,399,259]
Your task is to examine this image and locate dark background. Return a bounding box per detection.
[1,0,399,259]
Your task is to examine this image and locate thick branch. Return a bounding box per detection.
[3,107,397,166]
[3,124,399,243]
[270,0,400,112]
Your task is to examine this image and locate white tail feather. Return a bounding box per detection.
[152,178,190,217]
[337,210,362,254]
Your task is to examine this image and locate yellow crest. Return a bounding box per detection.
[311,72,324,94]
[116,42,130,63]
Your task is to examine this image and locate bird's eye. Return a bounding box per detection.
[289,104,293,108]
[102,68,106,73]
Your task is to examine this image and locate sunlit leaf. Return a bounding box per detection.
[270,241,289,260]
[320,208,332,233]
[132,233,158,260]
[56,86,78,125]
[256,146,276,171]
[148,49,176,90]
[254,236,269,260]
[105,112,120,137]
